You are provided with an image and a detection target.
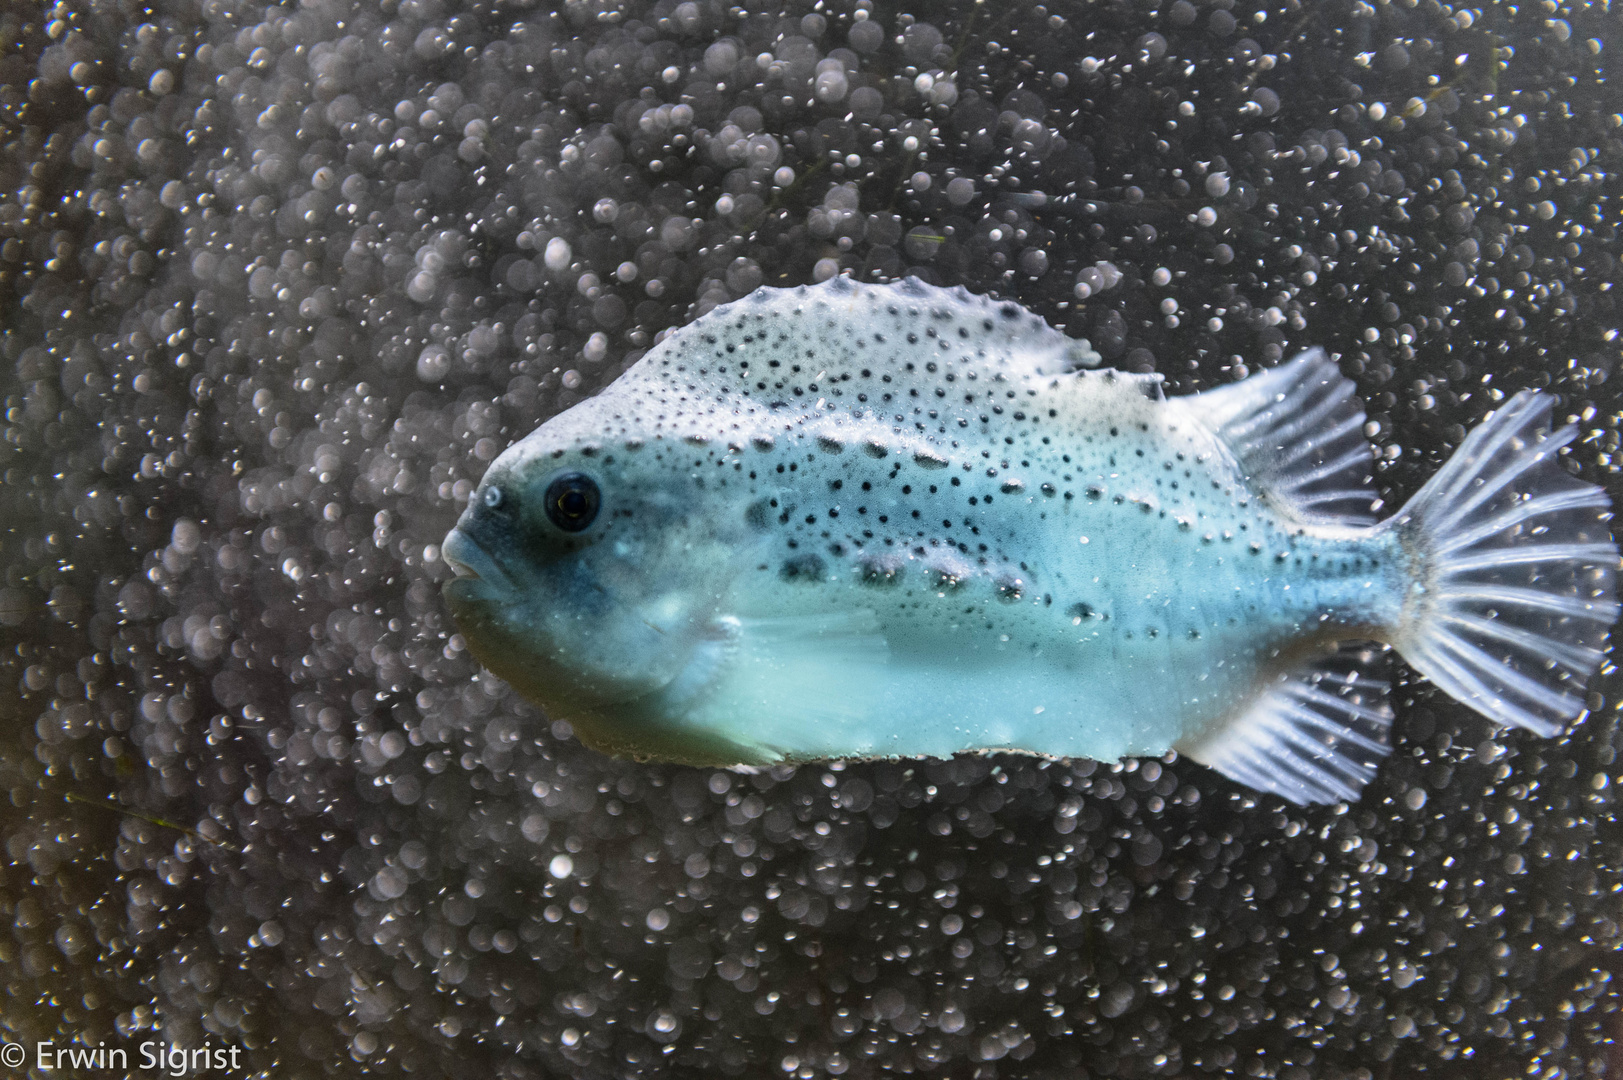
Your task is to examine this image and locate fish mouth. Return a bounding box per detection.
[442,528,512,591]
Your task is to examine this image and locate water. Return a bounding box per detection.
[2,0,1620,1075]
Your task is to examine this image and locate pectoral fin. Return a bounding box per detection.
[597,610,893,765]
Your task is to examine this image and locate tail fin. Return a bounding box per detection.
[1388,392,1618,736]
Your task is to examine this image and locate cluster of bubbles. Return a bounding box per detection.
[2,0,1622,1076]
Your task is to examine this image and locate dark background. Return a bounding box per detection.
[3,0,1621,1076]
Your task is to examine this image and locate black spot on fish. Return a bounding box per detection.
[745,498,774,531]
[780,554,827,582]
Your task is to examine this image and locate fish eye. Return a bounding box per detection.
[543,472,601,532]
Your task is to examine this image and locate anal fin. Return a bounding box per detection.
[1177,643,1395,805]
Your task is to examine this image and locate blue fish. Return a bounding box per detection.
[443,278,1618,804]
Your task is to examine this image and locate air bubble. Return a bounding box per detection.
[417,346,449,382]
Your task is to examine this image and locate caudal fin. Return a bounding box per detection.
[1388,392,1619,736]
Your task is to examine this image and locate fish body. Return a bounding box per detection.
[444,277,1618,804]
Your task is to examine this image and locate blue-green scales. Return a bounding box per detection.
[443,278,1618,804]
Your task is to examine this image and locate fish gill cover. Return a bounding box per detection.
[1,0,1621,1077]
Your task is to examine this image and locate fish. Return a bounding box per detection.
[442,276,1619,805]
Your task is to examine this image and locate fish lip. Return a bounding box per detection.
[442,528,511,591]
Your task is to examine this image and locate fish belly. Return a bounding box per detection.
[717,436,1402,765]
[874,540,1395,761]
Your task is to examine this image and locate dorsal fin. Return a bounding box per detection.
[1176,643,1394,805]
[1177,349,1380,525]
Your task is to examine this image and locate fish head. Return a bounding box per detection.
[442,422,750,731]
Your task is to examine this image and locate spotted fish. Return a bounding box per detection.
[442,277,1618,805]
